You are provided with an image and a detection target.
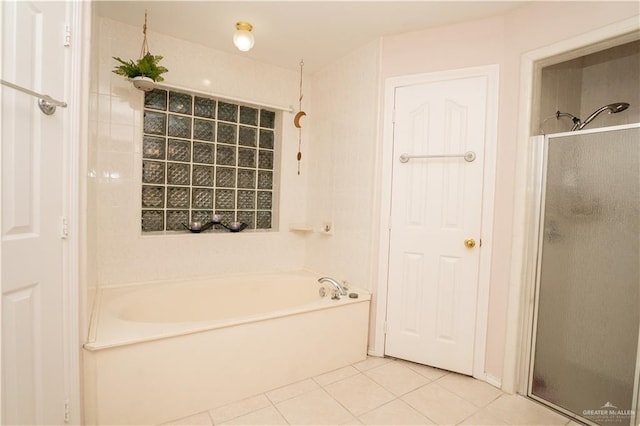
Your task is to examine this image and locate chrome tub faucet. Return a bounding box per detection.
[318,277,348,299]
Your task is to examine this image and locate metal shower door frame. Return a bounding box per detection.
[526,123,640,426]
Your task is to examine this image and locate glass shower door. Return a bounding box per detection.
[530,125,640,426]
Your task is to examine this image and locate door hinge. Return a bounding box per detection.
[64,25,71,47]
[392,108,396,123]
[383,321,388,334]
[60,216,69,239]
[64,398,70,423]
[479,238,483,247]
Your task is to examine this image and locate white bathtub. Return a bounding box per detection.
[83,270,370,425]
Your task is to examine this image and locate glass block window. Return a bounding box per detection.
[141,88,277,232]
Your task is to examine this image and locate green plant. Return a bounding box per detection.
[112,52,168,82]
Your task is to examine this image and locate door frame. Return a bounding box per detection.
[373,65,499,384]
[503,17,640,396]
[64,1,91,423]
[0,1,88,423]
[0,2,4,418]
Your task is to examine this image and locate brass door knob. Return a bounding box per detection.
[464,238,476,248]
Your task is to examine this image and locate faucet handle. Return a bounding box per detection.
[331,288,341,300]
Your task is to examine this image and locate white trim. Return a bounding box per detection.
[367,37,385,359]
[369,71,397,358]
[373,64,499,379]
[62,1,90,424]
[504,15,640,395]
[484,373,502,389]
[153,81,294,114]
[367,348,385,357]
[0,2,4,422]
[525,135,548,399]
[473,65,499,380]
[514,135,546,397]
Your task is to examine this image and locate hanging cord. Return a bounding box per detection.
[297,59,304,175]
[139,10,149,59]
[298,59,304,110]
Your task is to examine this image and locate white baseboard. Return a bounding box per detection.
[484,373,503,390]
[367,347,385,357]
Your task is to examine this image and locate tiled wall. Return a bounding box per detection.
[88,18,306,286]
[305,41,381,291]
[84,5,101,333]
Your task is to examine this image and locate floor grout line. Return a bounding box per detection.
[318,386,359,423]
[169,357,574,426]
[270,397,290,425]
[205,410,214,426]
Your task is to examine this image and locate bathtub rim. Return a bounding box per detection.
[84,269,371,352]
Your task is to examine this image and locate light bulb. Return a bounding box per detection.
[233,22,255,52]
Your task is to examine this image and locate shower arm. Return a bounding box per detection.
[555,111,581,131]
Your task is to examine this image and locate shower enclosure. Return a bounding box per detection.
[528,124,640,426]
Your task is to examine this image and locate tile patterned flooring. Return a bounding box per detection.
[163,357,578,426]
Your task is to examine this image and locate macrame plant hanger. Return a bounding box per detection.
[140,10,150,59]
[294,59,307,175]
[112,10,167,92]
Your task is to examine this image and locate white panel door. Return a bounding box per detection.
[1,1,68,424]
[385,76,487,375]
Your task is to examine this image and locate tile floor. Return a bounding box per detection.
[164,357,579,426]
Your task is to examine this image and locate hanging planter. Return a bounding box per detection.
[112,11,168,91]
[112,53,168,91]
[131,75,156,91]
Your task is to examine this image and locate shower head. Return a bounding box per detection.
[607,102,630,113]
[554,102,630,132]
[577,102,630,130]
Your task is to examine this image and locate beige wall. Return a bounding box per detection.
[539,58,584,134]
[580,41,640,125]
[380,1,639,381]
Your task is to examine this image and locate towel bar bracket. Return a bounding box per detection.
[38,99,57,115]
[1,79,67,116]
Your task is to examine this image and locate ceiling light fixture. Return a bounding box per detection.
[233,21,255,52]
